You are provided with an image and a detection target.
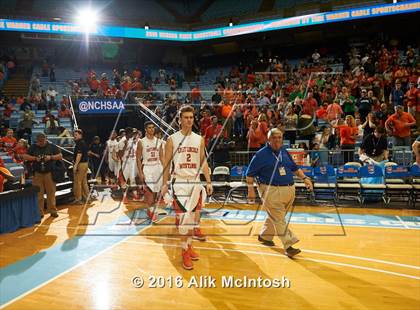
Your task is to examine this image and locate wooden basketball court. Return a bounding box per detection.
[1,194,419,309]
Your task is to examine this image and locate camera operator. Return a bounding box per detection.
[208,135,235,169]
[22,133,62,218]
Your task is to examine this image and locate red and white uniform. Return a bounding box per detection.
[170,131,205,214]
[141,136,163,193]
[107,138,119,176]
[171,131,201,179]
[120,137,137,183]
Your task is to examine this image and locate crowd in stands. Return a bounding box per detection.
[1,39,419,194]
[60,41,419,162]
[0,52,17,89]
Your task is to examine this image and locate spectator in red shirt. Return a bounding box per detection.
[100,73,110,93]
[302,91,318,116]
[1,128,17,154]
[191,85,202,105]
[257,114,269,145]
[58,104,71,118]
[130,78,142,91]
[385,105,416,146]
[200,110,212,136]
[316,102,328,120]
[121,77,132,93]
[406,81,418,117]
[13,139,28,163]
[89,76,100,93]
[3,103,14,120]
[16,96,25,105]
[247,120,263,161]
[334,115,358,163]
[326,101,343,122]
[204,116,227,147]
[60,95,69,107]
[132,68,141,80]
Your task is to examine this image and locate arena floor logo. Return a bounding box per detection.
[77,99,125,114]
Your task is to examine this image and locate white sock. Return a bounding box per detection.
[181,241,188,250]
[187,237,192,247]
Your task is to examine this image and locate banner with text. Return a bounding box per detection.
[77,99,125,114]
[0,1,419,42]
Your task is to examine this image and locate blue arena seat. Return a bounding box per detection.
[336,164,361,203]
[313,165,336,202]
[384,164,412,205]
[359,164,386,204]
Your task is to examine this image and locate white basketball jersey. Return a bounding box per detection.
[141,136,162,166]
[170,131,201,179]
[107,139,118,159]
[122,137,137,162]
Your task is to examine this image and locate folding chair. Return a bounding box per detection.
[410,164,420,208]
[336,164,361,203]
[384,164,412,206]
[211,166,230,200]
[359,164,386,204]
[313,165,336,202]
[228,165,248,201]
[295,165,313,201]
[392,146,413,166]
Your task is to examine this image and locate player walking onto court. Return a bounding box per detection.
[118,127,140,203]
[162,105,213,270]
[137,121,165,222]
[106,130,119,185]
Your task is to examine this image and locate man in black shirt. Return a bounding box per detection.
[88,136,105,183]
[357,89,372,123]
[23,133,62,218]
[375,103,389,127]
[359,127,388,162]
[71,129,90,204]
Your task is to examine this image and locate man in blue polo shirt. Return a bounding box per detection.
[246,128,313,258]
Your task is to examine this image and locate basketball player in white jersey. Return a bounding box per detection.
[119,127,140,203]
[162,105,213,270]
[106,130,119,185]
[137,121,164,223]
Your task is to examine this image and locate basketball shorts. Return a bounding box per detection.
[108,159,119,176]
[122,160,137,184]
[172,178,206,214]
[143,165,163,193]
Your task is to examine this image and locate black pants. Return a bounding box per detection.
[341,144,354,164]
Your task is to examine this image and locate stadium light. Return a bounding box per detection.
[144,23,150,30]
[229,18,233,27]
[76,7,99,34]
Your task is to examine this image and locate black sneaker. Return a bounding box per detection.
[70,200,83,205]
[285,246,301,258]
[35,214,44,224]
[50,212,59,218]
[258,235,275,246]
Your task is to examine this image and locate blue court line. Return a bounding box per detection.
[201,210,420,229]
[1,209,419,307]
[0,210,151,307]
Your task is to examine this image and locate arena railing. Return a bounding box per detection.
[221,148,413,168]
[67,95,79,130]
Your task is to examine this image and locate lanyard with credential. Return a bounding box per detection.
[272,150,287,176]
[272,150,283,164]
